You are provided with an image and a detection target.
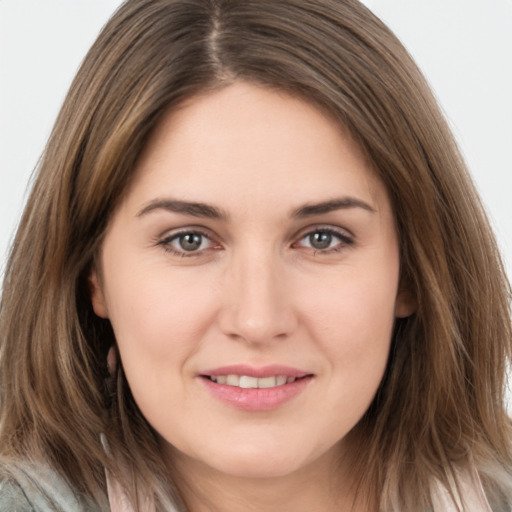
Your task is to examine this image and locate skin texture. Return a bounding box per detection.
[90,82,415,511]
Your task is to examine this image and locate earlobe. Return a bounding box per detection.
[395,288,417,318]
[89,269,109,318]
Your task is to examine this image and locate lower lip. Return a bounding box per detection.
[200,376,313,411]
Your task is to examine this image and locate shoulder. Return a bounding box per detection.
[431,463,511,512]
[0,473,33,511]
[0,458,105,512]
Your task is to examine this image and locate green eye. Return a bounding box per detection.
[308,232,333,250]
[296,228,353,253]
[178,233,204,251]
[159,230,214,256]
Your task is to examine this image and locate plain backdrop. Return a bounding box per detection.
[1,1,511,399]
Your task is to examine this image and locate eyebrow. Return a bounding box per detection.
[137,199,228,220]
[136,196,375,220]
[292,197,376,218]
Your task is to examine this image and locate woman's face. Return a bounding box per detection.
[91,82,413,481]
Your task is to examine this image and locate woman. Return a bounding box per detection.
[0,0,511,510]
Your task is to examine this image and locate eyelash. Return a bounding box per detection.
[156,226,354,258]
[293,227,354,254]
[157,229,216,258]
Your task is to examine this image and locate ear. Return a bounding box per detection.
[395,287,416,318]
[88,268,109,318]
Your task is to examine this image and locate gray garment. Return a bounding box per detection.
[0,459,106,512]
[2,458,507,512]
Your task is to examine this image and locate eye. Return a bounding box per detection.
[159,230,217,256]
[295,228,353,253]
[176,233,205,251]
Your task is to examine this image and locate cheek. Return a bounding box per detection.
[304,268,398,339]
[103,262,219,380]
[300,262,398,382]
[103,266,222,435]
[300,274,397,436]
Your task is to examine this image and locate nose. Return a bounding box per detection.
[218,249,298,345]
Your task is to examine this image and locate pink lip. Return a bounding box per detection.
[200,364,309,379]
[198,364,314,411]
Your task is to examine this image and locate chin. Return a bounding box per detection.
[197,441,320,480]
[213,456,306,480]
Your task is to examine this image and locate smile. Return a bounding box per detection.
[207,375,298,388]
[200,365,314,411]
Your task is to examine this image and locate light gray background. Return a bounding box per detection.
[1,1,511,402]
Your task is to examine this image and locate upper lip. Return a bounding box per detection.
[200,364,311,379]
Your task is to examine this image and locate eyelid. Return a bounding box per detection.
[154,223,354,258]
[156,226,221,257]
[293,223,354,241]
[292,225,355,251]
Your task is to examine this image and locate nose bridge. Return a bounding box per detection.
[220,243,296,344]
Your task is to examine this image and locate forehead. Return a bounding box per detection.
[126,81,388,217]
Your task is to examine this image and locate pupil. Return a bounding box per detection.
[179,234,202,251]
[310,232,331,249]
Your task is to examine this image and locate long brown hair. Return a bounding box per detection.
[1,0,511,510]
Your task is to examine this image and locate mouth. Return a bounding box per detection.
[202,374,310,389]
[198,365,314,410]
[199,366,315,412]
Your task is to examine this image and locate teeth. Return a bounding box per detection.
[226,375,240,386]
[210,375,297,389]
[258,376,277,388]
[239,376,259,389]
